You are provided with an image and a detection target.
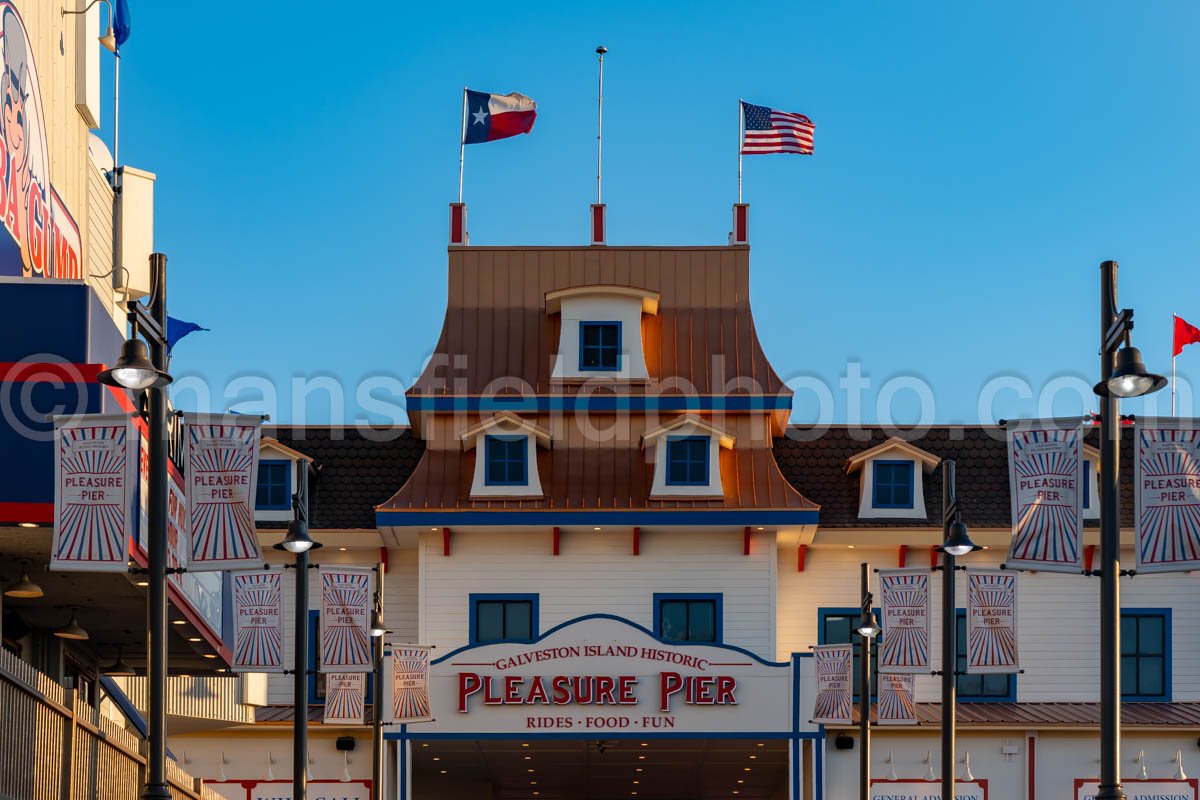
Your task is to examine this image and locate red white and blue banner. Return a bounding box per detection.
[878,568,930,674]
[463,89,537,144]
[812,644,853,725]
[323,672,366,725]
[1006,420,1084,573]
[967,569,1020,674]
[231,570,284,673]
[877,672,917,725]
[386,646,433,724]
[1134,419,1200,574]
[51,415,137,572]
[184,414,264,572]
[319,566,374,673]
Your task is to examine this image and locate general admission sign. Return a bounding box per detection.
[422,614,814,737]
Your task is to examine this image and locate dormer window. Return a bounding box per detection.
[546,285,659,381]
[462,412,551,498]
[846,437,939,520]
[872,460,914,509]
[580,321,621,370]
[256,460,292,510]
[485,435,528,486]
[643,415,734,499]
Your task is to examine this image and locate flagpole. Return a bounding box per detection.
[1173,313,1178,415]
[596,46,607,205]
[458,88,467,203]
[738,99,744,203]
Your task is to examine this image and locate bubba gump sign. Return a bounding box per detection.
[430,615,808,736]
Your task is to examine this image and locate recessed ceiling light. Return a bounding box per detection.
[339,547,347,551]
[638,755,645,760]
[593,527,601,531]
[527,769,534,773]
[439,769,447,775]
[524,755,531,761]
[749,755,757,759]
[135,581,149,587]
[743,767,751,772]
[756,742,764,747]
[847,544,856,549]
[421,743,429,748]
[203,653,217,659]
[633,780,640,785]
[430,528,438,531]
[640,742,648,747]
[432,757,440,762]
[635,768,643,773]
[756,526,764,531]
[522,743,530,748]
[172,619,186,625]
[738,779,744,784]
[530,781,537,786]
[188,637,202,643]
[18,522,37,528]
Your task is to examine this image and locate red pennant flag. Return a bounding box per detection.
[1174,315,1200,357]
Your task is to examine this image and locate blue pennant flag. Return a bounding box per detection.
[113,0,131,48]
[166,316,208,353]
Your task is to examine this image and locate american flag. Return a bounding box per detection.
[741,101,815,155]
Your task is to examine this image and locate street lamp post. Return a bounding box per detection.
[855,563,881,800]
[97,253,173,800]
[938,459,981,800]
[370,563,388,797]
[1092,260,1167,800]
[274,459,321,800]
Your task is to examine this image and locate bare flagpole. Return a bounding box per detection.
[1173,313,1178,415]
[738,99,744,203]
[596,46,607,205]
[458,88,467,203]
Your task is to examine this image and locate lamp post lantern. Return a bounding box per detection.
[1093,260,1167,800]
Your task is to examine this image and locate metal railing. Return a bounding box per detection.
[0,648,219,800]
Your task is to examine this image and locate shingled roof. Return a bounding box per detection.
[774,425,1134,529]
[262,427,424,529]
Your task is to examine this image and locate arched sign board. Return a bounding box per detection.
[870,779,988,799]
[0,2,82,280]
[1075,778,1198,800]
[414,614,813,737]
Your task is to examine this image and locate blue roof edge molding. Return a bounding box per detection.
[376,509,819,527]
[433,612,790,668]
[405,395,792,413]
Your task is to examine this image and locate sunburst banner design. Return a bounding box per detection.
[877,673,917,725]
[812,644,853,725]
[319,566,374,672]
[1134,418,1200,574]
[324,672,366,725]
[386,646,432,724]
[232,570,284,672]
[967,569,1019,674]
[878,568,930,673]
[1006,420,1084,573]
[184,414,264,571]
[51,415,137,572]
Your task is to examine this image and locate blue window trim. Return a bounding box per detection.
[665,435,710,486]
[578,321,622,371]
[307,610,374,705]
[955,609,1017,702]
[469,593,540,645]
[256,459,292,510]
[1083,459,1092,510]
[483,435,528,487]
[1122,608,1172,701]
[818,607,882,700]
[872,460,915,510]
[653,593,723,644]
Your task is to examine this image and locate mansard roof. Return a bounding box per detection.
[408,246,788,397]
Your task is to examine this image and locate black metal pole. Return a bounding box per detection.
[372,562,386,798]
[141,253,170,800]
[941,459,957,800]
[294,461,311,800]
[859,562,871,800]
[1097,261,1126,800]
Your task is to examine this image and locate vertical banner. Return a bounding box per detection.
[1134,418,1200,573]
[324,673,366,725]
[232,570,284,673]
[1006,420,1084,573]
[967,569,1019,673]
[320,566,374,672]
[386,646,433,724]
[184,413,264,571]
[51,415,137,572]
[812,644,853,725]
[878,568,930,673]
[877,673,917,725]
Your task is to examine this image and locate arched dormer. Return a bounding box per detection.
[642,414,736,499]
[460,412,553,499]
[845,437,940,520]
[545,284,660,381]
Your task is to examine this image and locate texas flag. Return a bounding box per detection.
[463,89,537,144]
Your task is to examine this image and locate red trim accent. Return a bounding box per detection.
[442,527,451,557]
[632,526,640,556]
[0,361,105,383]
[930,545,939,568]
[449,203,466,245]
[591,204,606,245]
[733,204,748,244]
[379,546,389,573]
[1084,545,1096,572]
[552,526,560,556]
[898,544,908,568]
[0,501,52,523]
[797,544,807,572]
[1028,735,1035,800]
[743,526,752,556]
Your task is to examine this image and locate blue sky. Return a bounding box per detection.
[108,2,1200,425]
